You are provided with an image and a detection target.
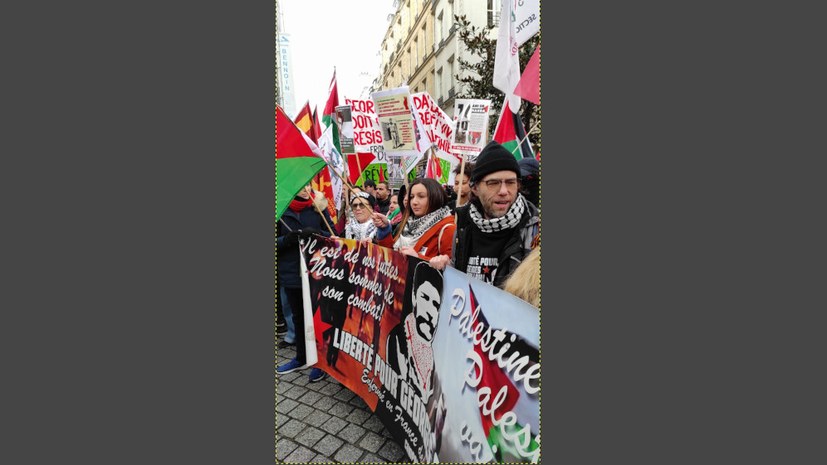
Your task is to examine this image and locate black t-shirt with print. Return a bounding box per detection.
[464,225,513,284]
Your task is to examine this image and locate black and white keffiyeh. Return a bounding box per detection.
[469,194,526,233]
[394,206,452,250]
[345,218,377,241]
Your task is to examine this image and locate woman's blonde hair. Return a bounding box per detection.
[503,247,540,308]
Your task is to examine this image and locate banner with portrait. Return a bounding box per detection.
[297,236,540,463]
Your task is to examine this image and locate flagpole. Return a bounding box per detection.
[304,186,336,236]
[510,119,542,155]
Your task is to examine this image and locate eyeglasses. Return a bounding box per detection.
[481,178,519,189]
[351,203,367,209]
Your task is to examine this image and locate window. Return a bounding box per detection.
[488,0,500,28]
[413,38,418,68]
[437,11,443,44]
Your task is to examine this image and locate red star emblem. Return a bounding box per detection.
[312,307,332,343]
[483,266,490,275]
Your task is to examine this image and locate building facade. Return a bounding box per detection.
[374,0,499,118]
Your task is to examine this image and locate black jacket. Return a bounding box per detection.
[276,206,333,289]
[452,199,540,288]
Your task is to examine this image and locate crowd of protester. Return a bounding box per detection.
[276,141,540,380]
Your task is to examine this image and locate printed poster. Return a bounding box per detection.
[334,105,355,154]
[452,99,492,160]
[345,97,388,186]
[371,86,418,158]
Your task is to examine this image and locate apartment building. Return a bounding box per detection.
[374,0,500,118]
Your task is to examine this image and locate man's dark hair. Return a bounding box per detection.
[407,178,447,217]
[377,181,389,189]
[411,261,444,307]
[363,179,377,189]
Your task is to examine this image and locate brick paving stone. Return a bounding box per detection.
[297,389,323,406]
[284,445,316,463]
[287,402,315,421]
[320,416,348,435]
[336,423,367,444]
[314,395,337,411]
[359,452,387,463]
[309,456,333,463]
[276,438,299,461]
[320,383,341,396]
[276,398,299,414]
[312,434,344,456]
[362,415,385,432]
[333,443,364,463]
[292,374,311,386]
[358,431,386,453]
[304,410,332,428]
[279,371,302,383]
[276,414,291,428]
[345,408,372,424]
[328,401,354,417]
[377,438,405,462]
[279,418,307,439]
[295,426,326,448]
[348,395,369,408]
[333,388,355,402]
[283,385,306,400]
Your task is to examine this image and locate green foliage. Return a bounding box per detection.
[454,14,541,153]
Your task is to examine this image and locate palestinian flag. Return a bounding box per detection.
[468,284,541,462]
[321,71,340,153]
[492,98,535,160]
[275,105,328,221]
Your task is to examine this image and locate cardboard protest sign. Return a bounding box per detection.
[298,236,541,463]
[371,86,418,158]
[345,97,388,186]
[334,105,355,154]
[452,99,492,161]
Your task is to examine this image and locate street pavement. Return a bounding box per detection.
[276,342,412,463]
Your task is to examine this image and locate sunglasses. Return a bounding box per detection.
[351,203,368,209]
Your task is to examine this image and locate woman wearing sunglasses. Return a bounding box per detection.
[343,191,380,241]
[374,178,455,260]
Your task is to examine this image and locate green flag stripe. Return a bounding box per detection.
[275,157,327,221]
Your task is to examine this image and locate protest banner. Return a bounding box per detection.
[345,97,388,186]
[298,236,540,463]
[411,92,459,184]
[371,86,418,158]
[452,99,492,161]
[334,105,355,154]
[514,0,540,46]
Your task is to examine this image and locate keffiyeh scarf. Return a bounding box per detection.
[469,194,526,233]
[394,206,452,250]
[345,218,377,241]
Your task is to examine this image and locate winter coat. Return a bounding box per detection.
[452,199,540,288]
[377,215,456,261]
[276,199,333,289]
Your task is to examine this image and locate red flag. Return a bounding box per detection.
[346,153,376,184]
[514,44,540,105]
[312,106,323,143]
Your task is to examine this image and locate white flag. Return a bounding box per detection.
[493,0,521,110]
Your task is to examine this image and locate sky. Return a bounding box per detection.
[279,0,395,114]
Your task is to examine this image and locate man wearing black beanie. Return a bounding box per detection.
[430,141,539,288]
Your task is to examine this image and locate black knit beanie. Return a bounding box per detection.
[470,141,521,184]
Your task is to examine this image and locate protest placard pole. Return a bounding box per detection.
[456,154,467,207]
[278,218,293,232]
[393,160,413,242]
[510,119,542,156]
[303,186,336,236]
